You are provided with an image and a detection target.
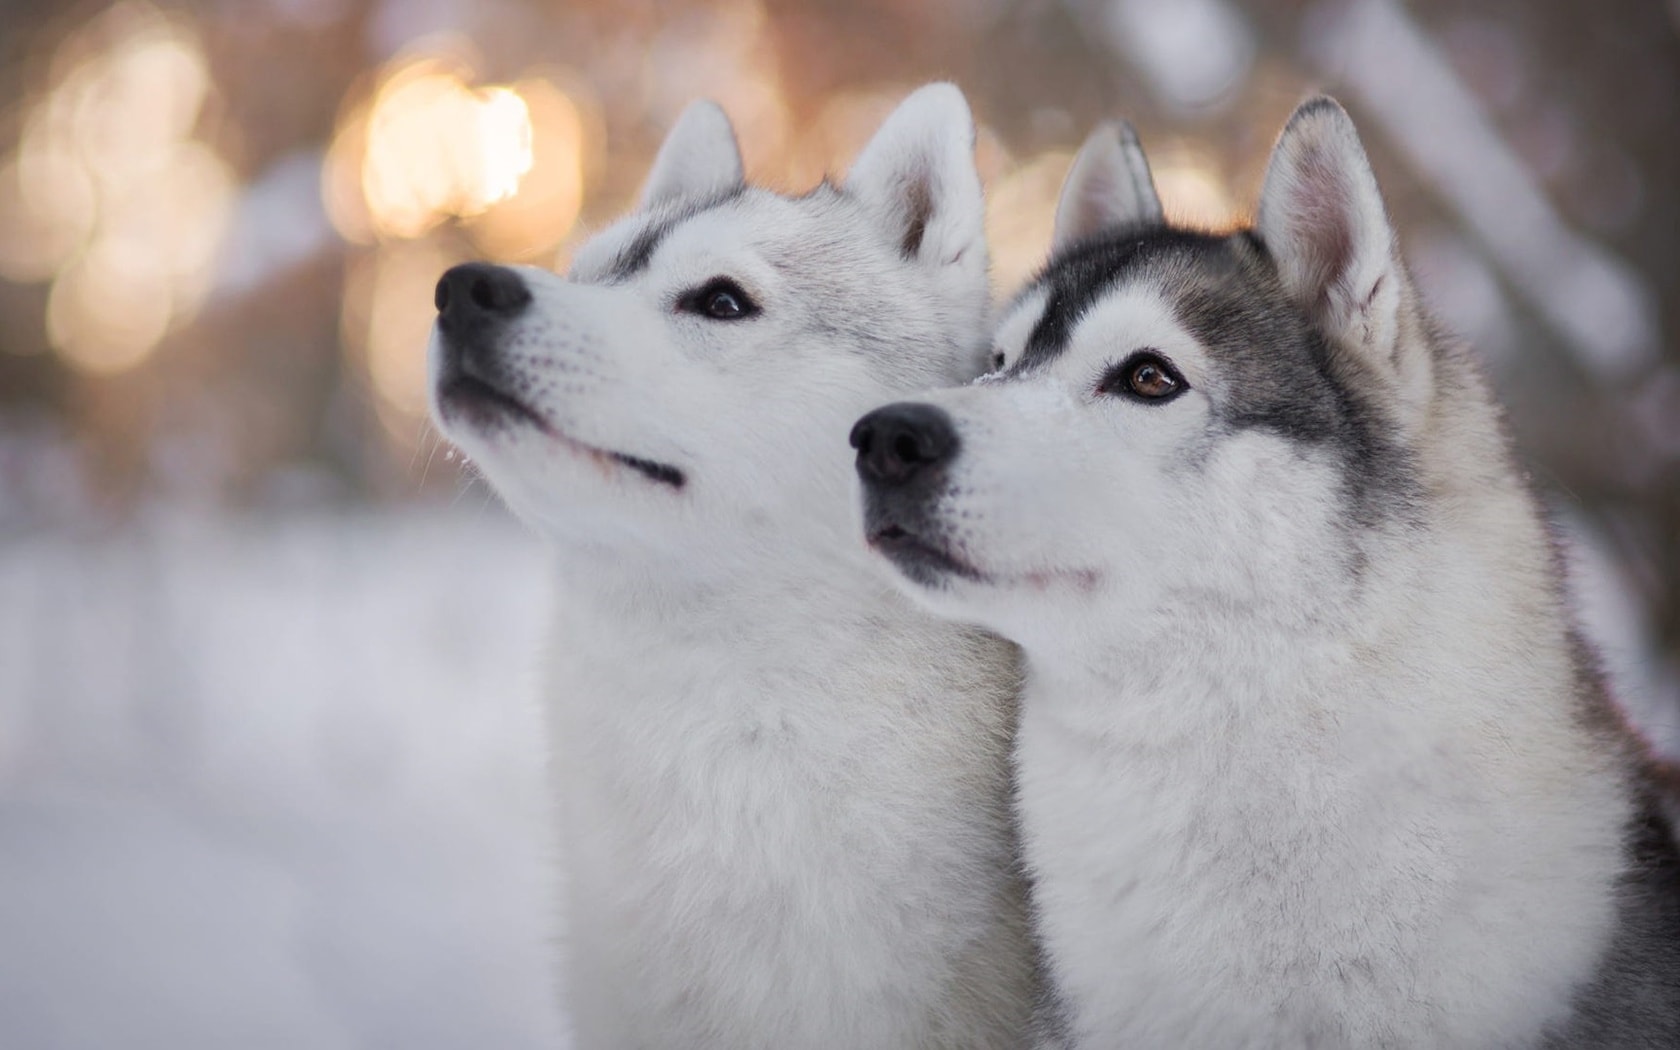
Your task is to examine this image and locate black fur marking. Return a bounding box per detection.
[1284,95,1347,132]
[1013,225,1208,371]
[1541,787,1680,1047]
[605,186,747,281]
[613,452,686,489]
[1172,242,1415,522]
[434,341,686,489]
[1539,631,1680,1046]
[436,372,547,432]
[1015,223,1419,524]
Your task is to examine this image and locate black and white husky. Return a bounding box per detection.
[853,99,1680,1048]
[427,86,1034,1048]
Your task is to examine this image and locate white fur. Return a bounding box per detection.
[1256,98,1426,420]
[1051,120,1163,252]
[639,99,745,208]
[429,85,1032,1048]
[870,99,1638,1048]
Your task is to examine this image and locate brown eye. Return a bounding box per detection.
[1098,351,1186,403]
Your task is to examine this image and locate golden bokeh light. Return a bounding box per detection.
[47,241,175,375]
[325,51,600,426]
[63,25,209,180]
[1152,142,1238,230]
[324,50,595,260]
[0,150,95,285]
[0,2,235,375]
[644,1,790,187]
[793,89,903,188]
[986,151,1074,295]
[342,238,462,423]
[321,99,375,246]
[359,59,534,240]
[982,138,1240,296]
[465,77,587,261]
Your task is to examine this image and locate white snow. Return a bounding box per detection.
[0,505,1669,1047]
[0,510,569,1049]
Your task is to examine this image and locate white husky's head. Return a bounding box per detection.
[853,100,1435,646]
[429,84,990,576]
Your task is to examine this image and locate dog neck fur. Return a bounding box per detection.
[870,100,1658,1048]
[449,85,1033,1048]
[1032,103,1631,1048]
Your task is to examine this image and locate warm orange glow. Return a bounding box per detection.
[66,26,208,180]
[343,239,461,420]
[352,57,535,240]
[0,150,95,283]
[48,241,174,374]
[795,89,902,188]
[321,101,375,245]
[641,1,790,187]
[465,77,587,261]
[0,2,234,375]
[1153,143,1238,230]
[322,49,598,263]
[326,53,600,426]
[986,151,1074,295]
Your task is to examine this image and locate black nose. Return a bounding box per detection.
[851,402,959,487]
[435,263,531,335]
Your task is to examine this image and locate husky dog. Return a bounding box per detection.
[427,86,1033,1048]
[852,100,1680,1048]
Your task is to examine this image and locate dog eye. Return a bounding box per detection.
[1098,351,1186,402]
[679,278,759,321]
[990,351,1006,372]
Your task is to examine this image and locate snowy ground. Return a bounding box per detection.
[0,506,1672,1050]
[0,510,569,1049]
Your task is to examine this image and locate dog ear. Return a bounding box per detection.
[845,83,987,280]
[640,100,745,209]
[1257,98,1412,381]
[1052,121,1163,254]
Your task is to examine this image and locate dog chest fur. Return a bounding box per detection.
[852,100,1679,1048]
[548,562,1026,1049]
[422,84,1036,1049]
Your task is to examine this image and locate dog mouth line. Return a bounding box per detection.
[868,521,1103,593]
[866,522,987,582]
[439,373,686,489]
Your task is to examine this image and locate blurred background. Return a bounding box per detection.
[0,0,1675,1045]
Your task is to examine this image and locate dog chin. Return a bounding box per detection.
[436,372,549,437]
[866,523,987,591]
[439,392,686,496]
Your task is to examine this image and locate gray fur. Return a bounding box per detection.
[433,83,1034,1049]
[1545,789,1680,1047]
[1009,225,1420,527]
[857,97,1680,1047]
[596,185,749,282]
[1004,170,1680,1050]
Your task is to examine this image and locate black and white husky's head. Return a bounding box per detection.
[429,85,990,576]
[854,100,1437,645]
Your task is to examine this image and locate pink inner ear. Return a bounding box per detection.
[1285,145,1358,308]
[1070,180,1114,230]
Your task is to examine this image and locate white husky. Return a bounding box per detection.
[853,100,1680,1048]
[427,85,1033,1048]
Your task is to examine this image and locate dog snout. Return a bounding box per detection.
[851,402,959,487]
[435,263,531,338]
